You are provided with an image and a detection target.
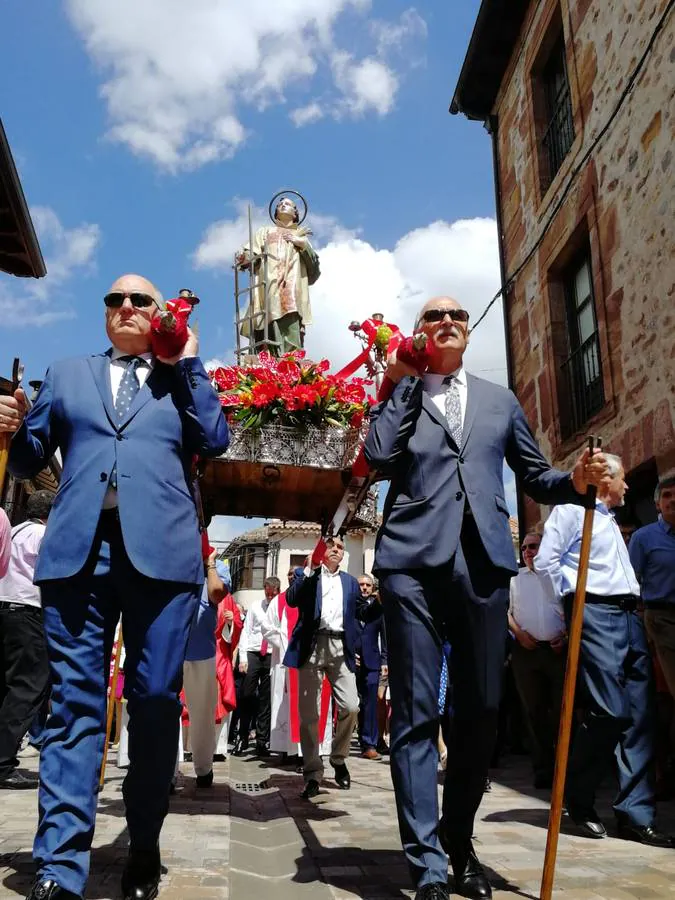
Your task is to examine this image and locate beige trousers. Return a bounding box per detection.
[298,635,359,782]
[183,658,219,777]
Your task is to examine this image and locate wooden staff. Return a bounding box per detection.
[0,358,23,497]
[99,625,124,792]
[540,435,602,899]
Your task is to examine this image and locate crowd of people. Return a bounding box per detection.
[0,275,673,900]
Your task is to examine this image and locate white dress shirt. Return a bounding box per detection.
[423,366,467,428]
[509,566,565,641]
[534,501,640,602]
[103,348,154,508]
[0,520,46,609]
[239,596,273,655]
[302,565,345,632]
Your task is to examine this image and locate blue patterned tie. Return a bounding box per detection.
[443,375,463,447]
[109,356,144,489]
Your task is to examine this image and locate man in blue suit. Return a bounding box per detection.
[0,273,229,900]
[283,536,363,799]
[363,296,608,900]
[355,574,387,759]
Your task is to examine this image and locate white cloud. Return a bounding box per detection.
[290,102,325,127]
[0,207,101,327]
[332,54,398,117]
[65,0,426,170]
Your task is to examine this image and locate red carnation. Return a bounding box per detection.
[250,382,280,407]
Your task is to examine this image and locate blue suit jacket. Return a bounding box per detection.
[364,374,582,573]
[283,567,364,672]
[356,599,387,671]
[9,351,229,584]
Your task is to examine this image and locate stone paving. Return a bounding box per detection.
[2,744,675,899]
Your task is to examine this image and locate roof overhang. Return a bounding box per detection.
[450,0,530,120]
[0,119,46,278]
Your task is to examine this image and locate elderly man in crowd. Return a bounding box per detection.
[355,573,387,760]
[0,273,229,900]
[535,453,672,847]
[629,475,675,699]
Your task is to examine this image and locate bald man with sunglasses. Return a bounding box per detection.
[364,296,609,900]
[0,274,229,900]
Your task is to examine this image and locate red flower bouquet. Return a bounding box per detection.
[209,350,373,430]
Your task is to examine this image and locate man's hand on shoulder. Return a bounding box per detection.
[0,388,28,434]
[156,327,199,366]
[571,446,610,495]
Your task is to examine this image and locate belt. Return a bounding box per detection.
[317,629,344,638]
[0,601,29,611]
[563,592,638,611]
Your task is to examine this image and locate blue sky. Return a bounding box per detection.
[1,1,515,539]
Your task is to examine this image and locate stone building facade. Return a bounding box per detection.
[452,0,674,528]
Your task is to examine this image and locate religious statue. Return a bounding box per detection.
[236,192,320,356]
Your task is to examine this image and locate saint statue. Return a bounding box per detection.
[236,195,320,356]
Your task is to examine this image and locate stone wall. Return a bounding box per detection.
[493,0,674,526]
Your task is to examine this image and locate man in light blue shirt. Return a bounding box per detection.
[629,476,675,700]
[535,454,672,848]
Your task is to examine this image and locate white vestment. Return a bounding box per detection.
[263,596,332,756]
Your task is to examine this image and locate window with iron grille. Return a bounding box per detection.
[540,36,574,186]
[559,252,604,437]
[231,543,268,592]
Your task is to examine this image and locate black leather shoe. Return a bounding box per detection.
[415,883,449,899]
[26,880,81,899]
[232,738,249,757]
[301,779,320,800]
[121,848,161,900]
[439,829,492,900]
[617,821,675,847]
[254,743,270,757]
[196,770,213,788]
[567,808,606,839]
[333,763,351,789]
[0,769,39,789]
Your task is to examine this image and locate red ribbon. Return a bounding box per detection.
[334,318,402,380]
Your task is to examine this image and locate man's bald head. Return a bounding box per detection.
[105,273,162,355]
[415,296,463,329]
[109,274,163,306]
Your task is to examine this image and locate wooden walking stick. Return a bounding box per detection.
[99,625,123,792]
[0,358,24,497]
[540,435,602,899]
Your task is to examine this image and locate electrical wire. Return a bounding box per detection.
[469,0,674,336]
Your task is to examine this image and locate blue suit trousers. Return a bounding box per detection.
[35,515,199,897]
[357,666,380,750]
[379,519,510,888]
[565,600,655,827]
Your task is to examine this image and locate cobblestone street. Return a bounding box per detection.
[2,747,675,900]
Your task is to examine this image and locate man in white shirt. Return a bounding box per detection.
[0,490,54,790]
[535,453,672,847]
[284,536,363,799]
[508,532,566,790]
[233,577,279,757]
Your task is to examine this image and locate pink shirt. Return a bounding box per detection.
[0,509,10,579]
[0,519,46,608]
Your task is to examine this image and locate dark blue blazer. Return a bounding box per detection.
[9,351,229,584]
[283,567,363,672]
[364,374,582,573]
[356,599,387,671]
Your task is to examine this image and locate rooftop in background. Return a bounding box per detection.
[449,0,530,120]
[0,118,46,278]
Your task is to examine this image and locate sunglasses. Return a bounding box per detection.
[104,291,157,309]
[421,308,470,325]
